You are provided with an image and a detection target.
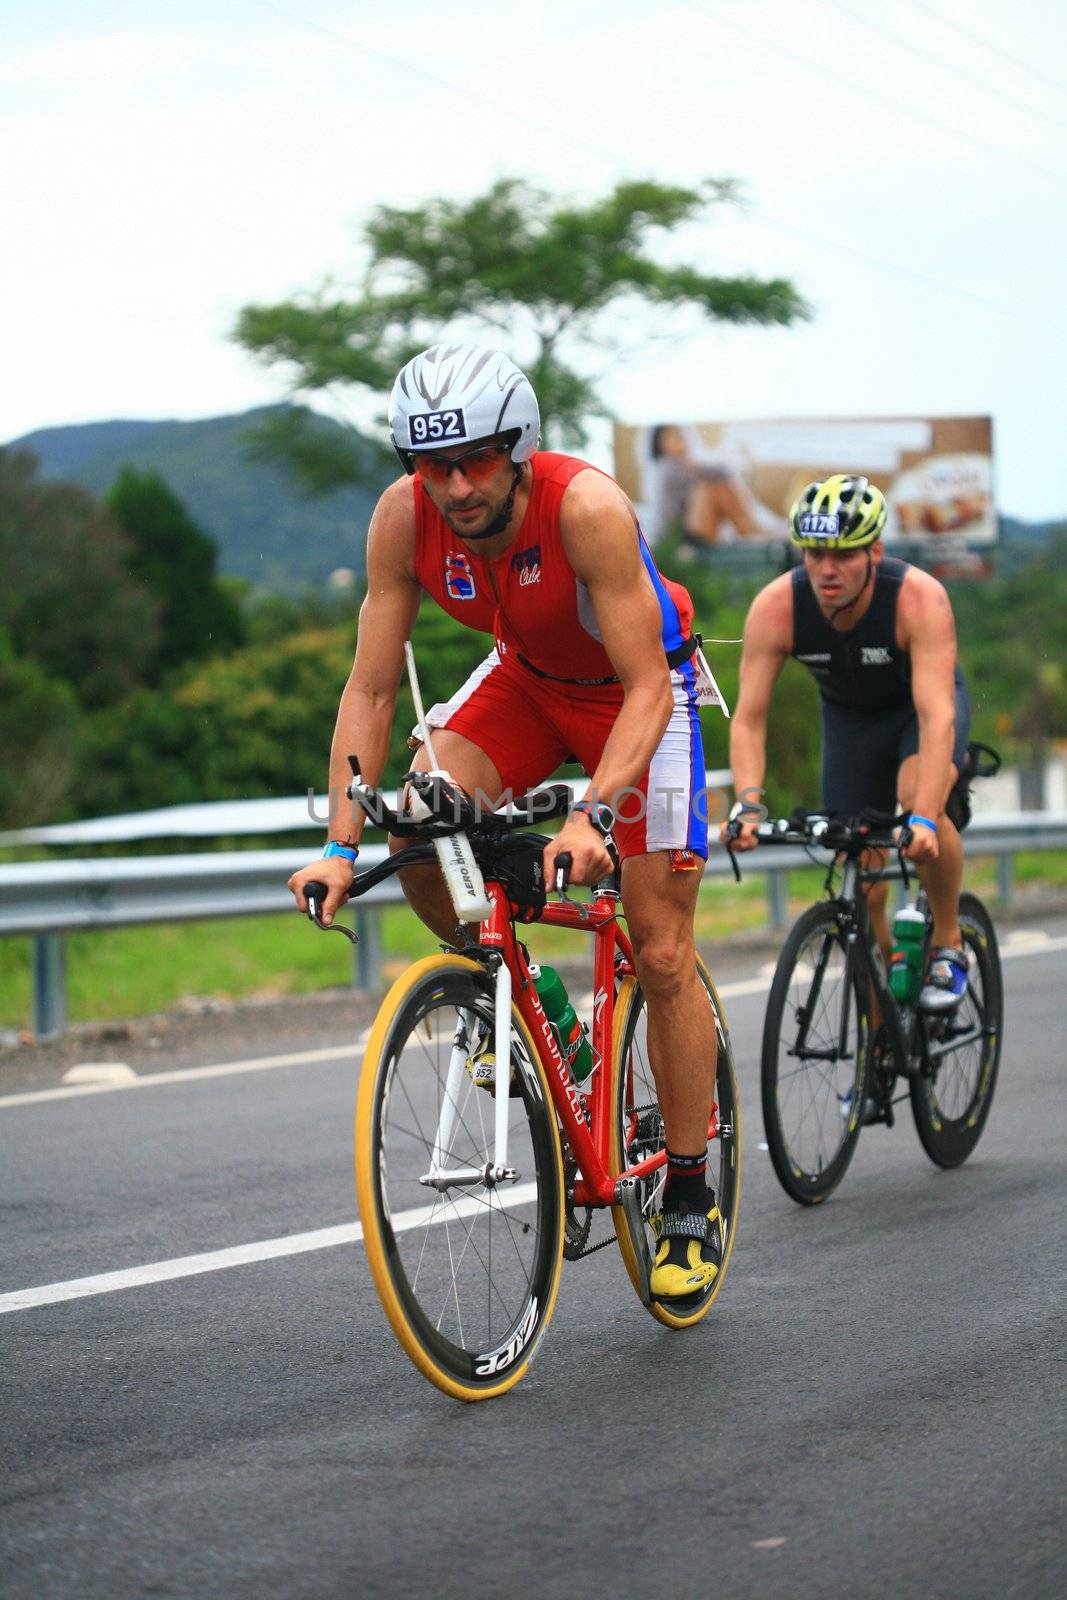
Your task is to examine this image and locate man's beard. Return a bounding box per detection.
[446,470,521,541]
[444,501,497,540]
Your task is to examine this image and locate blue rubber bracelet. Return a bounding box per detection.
[323,841,359,862]
[909,813,938,834]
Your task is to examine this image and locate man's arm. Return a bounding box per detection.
[289,477,421,919]
[898,569,959,861]
[548,471,675,882]
[725,577,793,849]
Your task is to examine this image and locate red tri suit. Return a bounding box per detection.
[412,450,709,861]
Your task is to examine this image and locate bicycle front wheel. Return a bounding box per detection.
[611,957,741,1329]
[355,953,565,1402]
[761,902,871,1205]
[910,892,1003,1168]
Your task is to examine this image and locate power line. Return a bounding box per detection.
[244,0,625,169]
[816,0,1067,137]
[753,204,1067,335]
[899,0,1067,101]
[685,0,1067,190]
[238,0,1067,335]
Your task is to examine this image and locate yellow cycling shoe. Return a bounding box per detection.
[649,1202,721,1299]
[464,1034,496,1091]
[464,1027,520,1097]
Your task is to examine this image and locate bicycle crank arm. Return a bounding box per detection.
[923,1024,988,1063]
[614,1177,652,1306]
[787,1048,849,1062]
[419,1165,519,1191]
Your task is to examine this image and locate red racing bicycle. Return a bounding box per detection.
[305,772,740,1402]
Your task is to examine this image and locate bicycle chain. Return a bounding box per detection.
[573,1230,619,1259]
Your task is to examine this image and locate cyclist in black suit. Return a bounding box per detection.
[724,474,971,1012]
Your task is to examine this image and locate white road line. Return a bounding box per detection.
[0,1182,538,1315]
[987,931,1067,959]
[0,1034,372,1110]
[3,930,1064,1111]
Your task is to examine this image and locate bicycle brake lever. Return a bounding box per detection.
[303,880,358,945]
[896,828,913,891]
[553,851,574,897]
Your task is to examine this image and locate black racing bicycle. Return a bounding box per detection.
[742,812,1003,1205]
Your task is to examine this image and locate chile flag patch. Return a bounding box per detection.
[445,552,477,601]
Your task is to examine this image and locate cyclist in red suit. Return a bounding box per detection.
[290,343,720,1298]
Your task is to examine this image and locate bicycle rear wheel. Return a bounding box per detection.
[611,957,741,1329]
[355,953,564,1402]
[761,902,871,1205]
[910,892,1003,1168]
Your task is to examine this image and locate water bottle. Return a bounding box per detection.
[888,905,926,1003]
[531,965,593,1085]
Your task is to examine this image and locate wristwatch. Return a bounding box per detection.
[728,800,763,822]
[574,800,615,838]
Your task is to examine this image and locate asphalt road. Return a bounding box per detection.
[2,919,1065,1600]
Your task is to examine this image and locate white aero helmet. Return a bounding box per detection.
[389,343,540,472]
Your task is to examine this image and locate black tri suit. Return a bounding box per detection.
[790,556,970,816]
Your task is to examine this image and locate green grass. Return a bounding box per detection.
[0,913,357,1029]
[3,851,1064,1031]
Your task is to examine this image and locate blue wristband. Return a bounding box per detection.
[909,813,938,834]
[323,841,359,862]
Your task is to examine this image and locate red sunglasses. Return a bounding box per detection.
[413,444,510,486]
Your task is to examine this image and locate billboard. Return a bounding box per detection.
[613,416,995,574]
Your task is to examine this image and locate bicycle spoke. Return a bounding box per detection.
[612,962,740,1326]
[358,965,562,1391]
[762,907,868,1202]
[909,896,1002,1169]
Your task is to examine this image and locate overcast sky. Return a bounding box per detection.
[4,0,1066,519]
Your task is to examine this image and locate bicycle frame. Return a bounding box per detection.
[844,880,992,1074]
[770,837,992,1094]
[830,856,917,1077]
[425,872,720,1213]
[309,767,725,1232]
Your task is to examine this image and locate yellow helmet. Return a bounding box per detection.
[790,474,887,549]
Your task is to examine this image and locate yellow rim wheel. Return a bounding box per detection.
[355,954,565,1401]
[611,956,741,1328]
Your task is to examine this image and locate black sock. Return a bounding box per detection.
[663,1150,709,1213]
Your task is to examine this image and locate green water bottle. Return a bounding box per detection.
[888,905,926,1003]
[532,964,593,1085]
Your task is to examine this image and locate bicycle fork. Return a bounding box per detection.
[421,962,518,1193]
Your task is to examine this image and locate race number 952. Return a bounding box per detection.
[409,409,466,445]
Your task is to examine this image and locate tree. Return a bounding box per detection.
[106,468,245,679]
[948,527,1067,759]
[0,448,160,708]
[78,600,494,817]
[0,627,81,828]
[235,177,809,492]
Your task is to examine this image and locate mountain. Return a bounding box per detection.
[5,407,394,589]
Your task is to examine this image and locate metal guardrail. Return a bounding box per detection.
[2,812,1065,1041]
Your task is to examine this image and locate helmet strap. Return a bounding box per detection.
[453,463,524,542]
[825,548,874,626]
